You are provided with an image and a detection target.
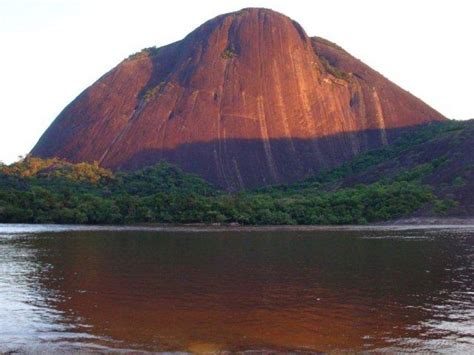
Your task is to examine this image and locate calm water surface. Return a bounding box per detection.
[0,224,473,353]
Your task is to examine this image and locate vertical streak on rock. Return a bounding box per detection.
[272,59,296,155]
[187,90,199,117]
[289,50,325,165]
[334,84,360,157]
[372,89,389,145]
[158,85,181,159]
[351,79,369,150]
[215,104,227,187]
[221,125,231,188]
[99,99,147,165]
[217,22,232,189]
[256,14,278,184]
[232,158,245,190]
[216,59,231,188]
[257,95,278,183]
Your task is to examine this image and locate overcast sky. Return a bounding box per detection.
[0,0,473,164]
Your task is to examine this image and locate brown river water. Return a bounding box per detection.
[0,224,473,353]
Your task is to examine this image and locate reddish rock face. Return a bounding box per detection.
[31,8,444,190]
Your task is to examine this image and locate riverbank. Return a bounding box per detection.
[382,217,474,226]
[1,220,474,235]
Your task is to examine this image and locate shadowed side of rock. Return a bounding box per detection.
[100,127,423,191]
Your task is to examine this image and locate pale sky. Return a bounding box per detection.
[0,0,473,164]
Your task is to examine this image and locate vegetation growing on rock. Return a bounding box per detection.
[127,46,161,60]
[221,47,237,59]
[319,56,351,80]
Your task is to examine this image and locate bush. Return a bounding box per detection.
[319,56,350,80]
[127,46,160,60]
[221,48,237,59]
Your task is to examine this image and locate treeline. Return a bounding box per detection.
[0,156,443,225]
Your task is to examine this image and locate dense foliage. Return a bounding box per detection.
[0,163,438,226]
[0,121,467,225]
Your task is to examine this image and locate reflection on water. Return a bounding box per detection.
[0,224,473,353]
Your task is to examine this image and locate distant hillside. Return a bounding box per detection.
[1,120,471,224]
[263,119,473,217]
